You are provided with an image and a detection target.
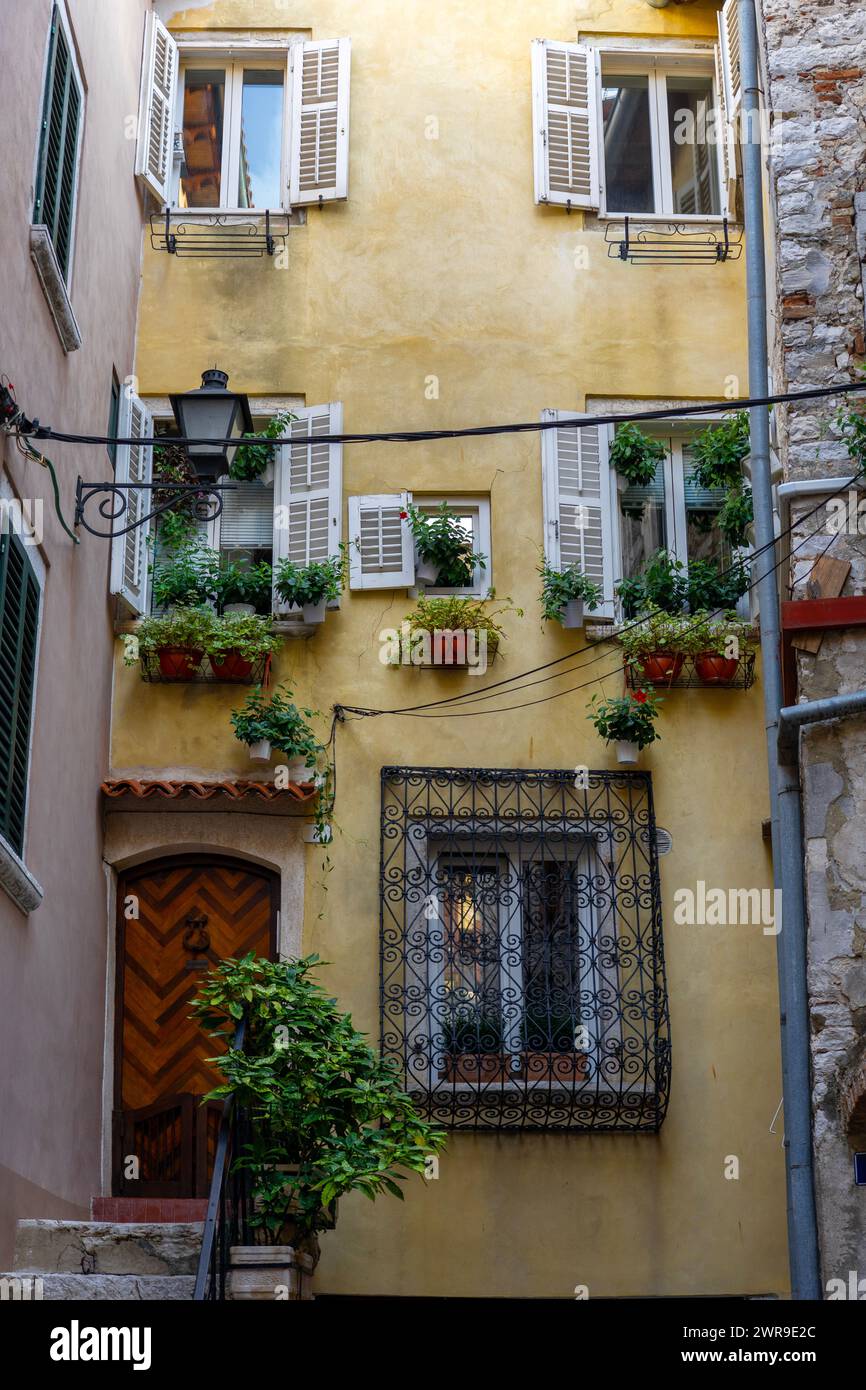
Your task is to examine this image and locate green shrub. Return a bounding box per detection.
[609,424,666,488]
[537,559,602,623]
[274,550,347,608]
[587,689,662,749]
[152,542,219,609]
[230,684,322,766]
[213,560,273,614]
[405,502,486,587]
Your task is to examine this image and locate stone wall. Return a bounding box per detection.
[760,0,866,1289]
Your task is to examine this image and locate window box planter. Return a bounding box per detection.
[635,652,685,686]
[439,1052,512,1083]
[209,651,255,680]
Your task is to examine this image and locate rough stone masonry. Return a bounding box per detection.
[759,0,866,1287]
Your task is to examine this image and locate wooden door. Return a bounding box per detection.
[113,856,277,1197]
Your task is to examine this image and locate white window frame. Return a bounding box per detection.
[171,49,293,214]
[608,414,752,617]
[413,495,492,598]
[587,40,729,222]
[405,825,621,1094]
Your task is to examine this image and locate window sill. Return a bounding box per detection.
[29,226,82,354]
[596,212,732,225]
[0,833,44,915]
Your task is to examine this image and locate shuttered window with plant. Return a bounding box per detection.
[0,536,41,857]
[33,4,84,282]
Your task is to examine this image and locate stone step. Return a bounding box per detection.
[13,1220,203,1277]
[0,1273,194,1301]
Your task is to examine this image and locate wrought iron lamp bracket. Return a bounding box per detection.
[74,478,236,539]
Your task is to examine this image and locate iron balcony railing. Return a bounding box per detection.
[380,766,670,1131]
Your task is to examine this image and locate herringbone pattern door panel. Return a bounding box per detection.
[115,858,276,1196]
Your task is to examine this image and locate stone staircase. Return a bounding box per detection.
[3,1219,202,1299]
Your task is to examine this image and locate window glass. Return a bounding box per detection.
[107,373,121,471]
[602,74,654,213]
[682,445,731,568]
[180,69,227,207]
[667,75,721,216]
[238,70,284,208]
[618,455,668,580]
[440,861,504,1045]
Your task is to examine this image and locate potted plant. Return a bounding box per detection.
[617,607,694,686]
[151,541,219,610]
[688,612,756,686]
[212,560,273,617]
[206,614,282,682]
[400,594,521,669]
[274,550,347,624]
[229,410,296,484]
[520,1011,589,1083]
[615,549,751,620]
[538,558,603,629]
[404,502,487,587]
[609,423,666,490]
[588,688,662,764]
[191,953,446,1300]
[690,412,750,492]
[125,607,218,681]
[439,1008,509,1083]
[230,685,322,777]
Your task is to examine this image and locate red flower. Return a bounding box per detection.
[633,690,647,704]
[399,510,409,519]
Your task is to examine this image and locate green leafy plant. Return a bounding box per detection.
[609,424,666,488]
[152,442,202,550]
[402,593,522,655]
[690,413,751,491]
[152,541,219,609]
[618,606,697,661]
[684,555,750,612]
[206,614,282,663]
[230,410,296,482]
[190,953,447,1244]
[212,560,273,614]
[274,548,348,608]
[616,549,750,619]
[442,1006,504,1053]
[405,502,487,587]
[230,684,322,766]
[587,689,662,750]
[837,398,866,468]
[717,485,754,548]
[537,559,602,624]
[124,606,219,663]
[685,611,756,659]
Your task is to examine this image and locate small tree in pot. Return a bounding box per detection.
[538,558,602,629]
[274,549,347,624]
[191,953,446,1298]
[609,424,666,489]
[230,684,322,775]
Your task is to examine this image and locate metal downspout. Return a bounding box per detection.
[738,0,821,1298]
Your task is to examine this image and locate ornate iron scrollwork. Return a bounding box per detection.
[74,478,234,539]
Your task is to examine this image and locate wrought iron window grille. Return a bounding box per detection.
[380,766,671,1131]
[605,217,743,265]
[150,209,290,259]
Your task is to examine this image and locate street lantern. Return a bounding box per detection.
[169,368,254,480]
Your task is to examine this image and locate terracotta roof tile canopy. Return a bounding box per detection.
[101,779,317,804]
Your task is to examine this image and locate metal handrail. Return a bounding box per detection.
[193,1014,246,1301]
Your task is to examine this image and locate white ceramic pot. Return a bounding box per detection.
[228,1246,315,1301]
[302,599,327,624]
[260,460,275,486]
[616,740,639,765]
[561,599,584,629]
[225,603,256,617]
[616,471,628,493]
[248,739,272,763]
[415,553,440,585]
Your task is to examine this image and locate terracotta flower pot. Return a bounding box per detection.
[638,651,685,686]
[209,650,254,680]
[157,646,203,680]
[694,652,739,685]
[440,1053,511,1083]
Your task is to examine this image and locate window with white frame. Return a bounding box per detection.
[32,1,84,283]
[109,394,343,620]
[347,494,491,595]
[531,1,742,218]
[135,13,351,210]
[541,411,749,621]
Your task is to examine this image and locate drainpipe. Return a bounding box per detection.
[738,0,822,1298]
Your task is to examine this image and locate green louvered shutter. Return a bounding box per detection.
[33,5,83,280]
[0,536,41,856]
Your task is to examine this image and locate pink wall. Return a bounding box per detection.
[0,0,151,1263]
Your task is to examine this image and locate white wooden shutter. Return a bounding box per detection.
[541,412,614,620]
[348,494,414,590]
[531,40,599,210]
[110,392,153,617]
[718,0,743,118]
[289,38,351,204]
[714,34,741,220]
[272,403,342,613]
[135,12,179,204]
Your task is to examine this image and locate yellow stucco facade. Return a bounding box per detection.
[112,0,788,1298]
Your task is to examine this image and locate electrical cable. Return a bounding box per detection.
[14,434,80,545]
[12,379,866,450]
